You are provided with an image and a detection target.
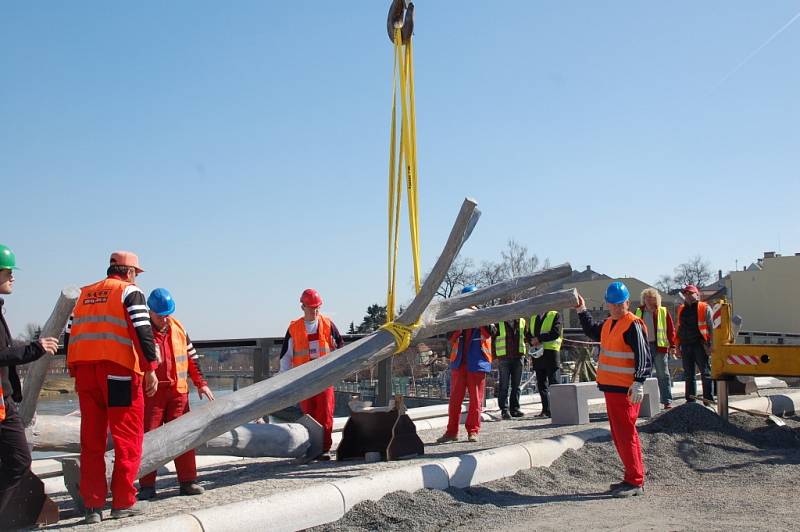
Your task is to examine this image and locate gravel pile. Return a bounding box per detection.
[315,403,800,532]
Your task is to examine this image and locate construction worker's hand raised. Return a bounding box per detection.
[198,385,215,401]
[575,293,587,312]
[144,371,158,397]
[38,337,59,355]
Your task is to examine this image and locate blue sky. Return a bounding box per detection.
[1,1,798,338]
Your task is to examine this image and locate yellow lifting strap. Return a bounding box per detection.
[385,6,421,353]
[379,320,416,354]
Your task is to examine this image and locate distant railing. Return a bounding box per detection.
[28,327,799,395]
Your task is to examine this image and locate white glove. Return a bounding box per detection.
[627,381,644,405]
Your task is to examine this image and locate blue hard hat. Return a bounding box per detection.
[461,284,478,294]
[147,288,176,316]
[604,281,630,304]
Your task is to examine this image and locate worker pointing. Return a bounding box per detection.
[138,288,212,500]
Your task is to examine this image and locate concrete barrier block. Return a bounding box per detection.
[333,462,450,511]
[550,382,602,425]
[191,483,345,532]
[42,476,66,495]
[30,459,63,478]
[444,445,532,489]
[640,377,660,417]
[551,378,659,424]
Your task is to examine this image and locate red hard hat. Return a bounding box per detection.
[300,288,323,308]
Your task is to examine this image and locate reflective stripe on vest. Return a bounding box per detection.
[596,312,640,388]
[71,315,129,328]
[290,316,332,366]
[68,277,142,374]
[69,331,133,346]
[495,319,526,357]
[634,306,669,348]
[169,317,191,393]
[449,328,493,364]
[677,301,710,342]
[0,388,5,422]
[529,311,563,352]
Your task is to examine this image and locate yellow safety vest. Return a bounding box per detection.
[635,306,669,348]
[495,318,526,357]
[529,311,563,352]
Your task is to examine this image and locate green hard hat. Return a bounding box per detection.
[0,245,19,270]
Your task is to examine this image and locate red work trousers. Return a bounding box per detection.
[75,361,144,510]
[300,386,334,452]
[139,385,196,487]
[605,391,645,487]
[445,365,486,437]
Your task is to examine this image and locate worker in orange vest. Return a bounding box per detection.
[676,284,714,402]
[0,245,59,515]
[137,288,214,500]
[436,285,495,444]
[278,289,344,460]
[576,282,651,497]
[65,251,159,524]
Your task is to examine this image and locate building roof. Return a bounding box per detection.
[551,265,609,289]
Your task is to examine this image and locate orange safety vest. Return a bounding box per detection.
[68,277,143,374]
[289,316,333,366]
[167,317,191,394]
[677,301,710,342]
[448,328,493,364]
[0,385,5,422]
[596,312,643,389]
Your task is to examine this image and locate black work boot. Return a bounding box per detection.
[138,486,157,500]
[501,409,511,420]
[608,481,626,492]
[83,508,103,524]
[612,483,644,498]
[179,481,205,496]
[110,502,146,519]
[510,410,524,418]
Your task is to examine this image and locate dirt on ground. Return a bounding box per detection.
[313,403,800,531]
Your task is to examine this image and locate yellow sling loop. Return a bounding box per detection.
[384,22,421,353]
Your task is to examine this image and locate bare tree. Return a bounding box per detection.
[673,256,713,287]
[501,239,539,278]
[654,274,677,294]
[16,323,43,343]
[474,260,506,287]
[657,256,713,291]
[427,239,547,300]
[431,256,475,299]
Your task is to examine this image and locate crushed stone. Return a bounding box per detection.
[314,403,800,532]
